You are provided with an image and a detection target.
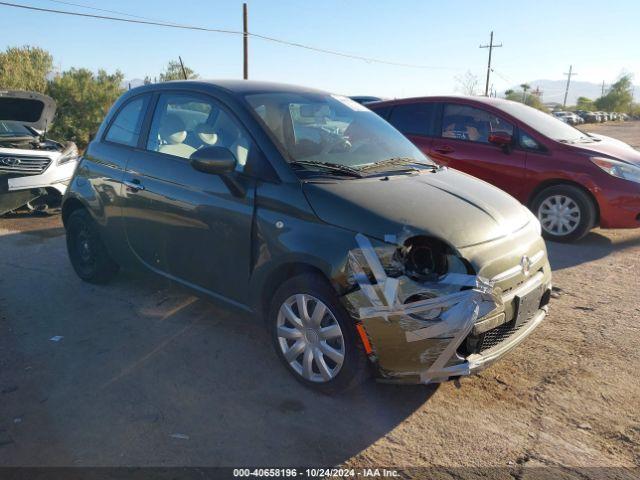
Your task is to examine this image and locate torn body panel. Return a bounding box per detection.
[340,231,550,384]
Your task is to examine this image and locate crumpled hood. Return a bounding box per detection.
[302,168,532,248]
[577,133,640,166]
[0,90,57,132]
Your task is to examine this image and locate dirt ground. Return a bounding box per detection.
[0,122,639,478]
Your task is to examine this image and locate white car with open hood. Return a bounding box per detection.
[0,90,79,215]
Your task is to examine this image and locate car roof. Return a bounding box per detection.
[126,79,329,97]
[369,95,530,109]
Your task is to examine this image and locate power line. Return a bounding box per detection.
[41,0,168,22]
[1,1,461,70]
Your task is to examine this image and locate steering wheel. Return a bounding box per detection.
[319,134,352,155]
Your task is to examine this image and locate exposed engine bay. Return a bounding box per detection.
[0,90,79,215]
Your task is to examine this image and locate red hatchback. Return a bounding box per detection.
[369,96,640,241]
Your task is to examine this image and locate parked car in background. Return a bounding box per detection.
[349,95,384,105]
[62,81,552,392]
[369,96,640,242]
[0,91,79,215]
[553,111,581,125]
[576,110,599,123]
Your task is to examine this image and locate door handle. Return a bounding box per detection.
[434,145,454,154]
[124,179,145,192]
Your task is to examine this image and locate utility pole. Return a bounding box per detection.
[243,3,249,80]
[479,31,502,97]
[562,65,577,107]
[178,56,188,80]
[601,80,605,97]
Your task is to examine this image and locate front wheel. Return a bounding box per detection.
[531,185,596,242]
[269,273,370,394]
[66,209,119,284]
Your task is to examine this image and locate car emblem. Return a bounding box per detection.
[1,157,21,167]
[520,255,532,276]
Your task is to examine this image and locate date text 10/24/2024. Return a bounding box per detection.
[233,468,400,478]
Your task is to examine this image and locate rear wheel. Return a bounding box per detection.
[532,185,596,242]
[66,209,119,284]
[269,273,370,394]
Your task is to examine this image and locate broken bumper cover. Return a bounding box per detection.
[340,232,550,385]
[466,307,546,372]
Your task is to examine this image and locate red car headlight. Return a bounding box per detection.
[590,156,640,185]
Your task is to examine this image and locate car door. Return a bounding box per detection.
[385,101,438,154]
[121,91,257,306]
[429,103,527,198]
[93,93,152,260]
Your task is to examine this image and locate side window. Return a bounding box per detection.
[388,103,436,136]
[441,104,513,144]
[519,131,541,150]
[147,93,254,173]
[104,96,149,147]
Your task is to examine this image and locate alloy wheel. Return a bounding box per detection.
[276,294,345,383]
[538,194,581,236]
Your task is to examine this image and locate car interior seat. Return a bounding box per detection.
[195,123,219,148]
[212,112,250,170]
[157,113,196,158]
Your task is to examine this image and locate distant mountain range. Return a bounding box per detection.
[510,79,639,105]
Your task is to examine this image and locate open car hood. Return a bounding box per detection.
[302,168,532,249]
[0,90,57,132]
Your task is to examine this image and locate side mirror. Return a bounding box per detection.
[190,146,237,175]
[488,132,513,150]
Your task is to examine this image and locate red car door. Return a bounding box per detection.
[429,102,527,201]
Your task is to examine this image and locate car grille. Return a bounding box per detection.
[0,155,52,175]
[478,319,530,352]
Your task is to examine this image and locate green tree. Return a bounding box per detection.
[0,45,53,93]
[594,74,634,112]
[159,60,198,82]
[504,88,548,112]
[48,68,124,148]
[575,96,594,111]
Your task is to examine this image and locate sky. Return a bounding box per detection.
[1,0,639,100]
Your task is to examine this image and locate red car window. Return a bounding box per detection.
[441,104,513,144]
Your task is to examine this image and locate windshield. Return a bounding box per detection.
[245,92,433,174]
[0,120,36,138]
[497,101,592,143]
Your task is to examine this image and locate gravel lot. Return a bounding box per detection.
[0,122,639,477]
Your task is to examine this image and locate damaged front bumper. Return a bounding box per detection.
[340,232,551,385]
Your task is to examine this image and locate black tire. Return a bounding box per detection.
[66,209,119,284]
[268,273,371,394]
[531,184,596,242]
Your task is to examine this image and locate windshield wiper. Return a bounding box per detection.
[359,157,439,173]
[289,160,364,178]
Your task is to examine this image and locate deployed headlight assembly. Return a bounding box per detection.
[590,156,640,184]
[57,142,79,166]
